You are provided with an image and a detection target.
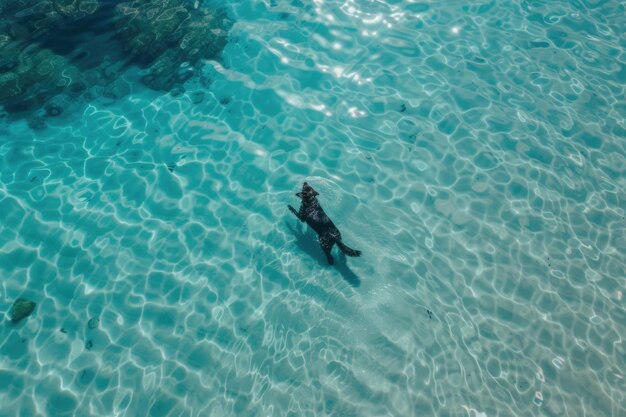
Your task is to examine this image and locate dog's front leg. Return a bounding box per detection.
[288,205,305,222]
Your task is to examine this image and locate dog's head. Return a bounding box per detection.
[296,182,319,200]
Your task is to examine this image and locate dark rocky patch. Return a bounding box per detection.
[0,0,231,117]
[9,298,36,324]
[113,0,229,90]
[87,316,99,329]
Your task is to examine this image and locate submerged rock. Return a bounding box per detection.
[0,43,85,112]
[87,316,99,329]
[1,0,102,42]
[10,298,36,324]
[114,0,230,90]
[0,0,97,113]
[0,0,231,115]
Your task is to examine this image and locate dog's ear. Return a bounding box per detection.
[296,192,303,198]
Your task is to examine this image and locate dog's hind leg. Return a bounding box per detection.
[320,236,335,265]
[337,240,361,257]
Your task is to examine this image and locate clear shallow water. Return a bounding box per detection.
[1,0,625,416]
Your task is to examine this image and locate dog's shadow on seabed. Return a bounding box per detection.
[286,222,362,287]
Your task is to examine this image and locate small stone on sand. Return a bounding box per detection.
[87,317,100,329]
[10,298,36,324]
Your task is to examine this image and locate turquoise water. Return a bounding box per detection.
[1,0,625,416]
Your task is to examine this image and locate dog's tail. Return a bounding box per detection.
[337,240,361,257]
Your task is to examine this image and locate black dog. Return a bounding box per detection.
[288,182,361,265]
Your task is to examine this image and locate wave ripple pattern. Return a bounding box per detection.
[1,1,625,417]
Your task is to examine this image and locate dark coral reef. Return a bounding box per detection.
[0,0,230,117]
